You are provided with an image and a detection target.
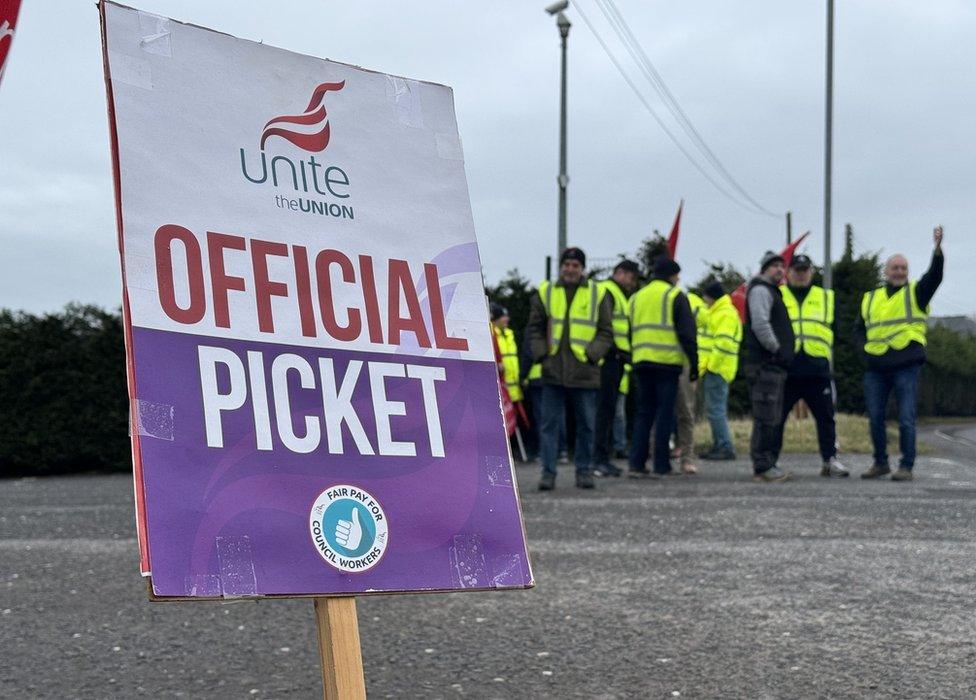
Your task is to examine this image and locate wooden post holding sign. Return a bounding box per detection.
[99,2,533,696]
[315,598,365,699]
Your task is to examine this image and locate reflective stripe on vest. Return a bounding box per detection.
[781,285,834,361]
[861,282,928,355]
[629,279,683,366]
[599,280,631,352]
[493,325,523,401]
[539,279,604,364]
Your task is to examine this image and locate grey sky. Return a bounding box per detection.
[1,1,972,317]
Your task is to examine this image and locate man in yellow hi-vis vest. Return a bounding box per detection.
[527,247,614,491]
[628,257,698,477]
[592,260,639,478]
[857,227,944,481]
[697,280,741,462]
[773,254,849,478]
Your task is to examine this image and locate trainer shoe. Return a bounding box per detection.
[753,467,791,483]
[593,463,622,478]
[891,468,914,482]
[860,464,891,479]
[538,472,556,491]
[575,472,596,489]
[681,461,699,475]
[557,452,570,465]
[820,457,850,478]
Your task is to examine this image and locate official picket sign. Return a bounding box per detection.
[101,2,532,597]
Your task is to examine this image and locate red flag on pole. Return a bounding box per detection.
[730,231,811,321]
[0,1,22,88]
[667,200,683,259]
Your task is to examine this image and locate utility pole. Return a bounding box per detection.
[823,0,834,289]
[786,211,793,245]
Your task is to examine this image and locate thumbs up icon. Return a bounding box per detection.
[335,506,363,551]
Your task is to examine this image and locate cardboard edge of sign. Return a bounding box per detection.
[145,577,536,603]
[99,0,455,92]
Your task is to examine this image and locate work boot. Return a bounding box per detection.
[538,472,556,491]
[891,468,914,482]
[575,472,595,489]
[860,464,891,479]
[820,457,850,478]
[753,467,791,483]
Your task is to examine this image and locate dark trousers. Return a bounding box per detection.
[774,375,836,463]
[540,385,597,476]
[592,351,624,466]
[748,364,787,474]
[629,366,679,474]
[864,365,920,469]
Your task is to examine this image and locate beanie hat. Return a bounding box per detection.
[760,250,785,272]
[613,259,640,275]
[653,257,681,278]
[560,247,586,268]
[704,280,726,300]
[489,302,508,321]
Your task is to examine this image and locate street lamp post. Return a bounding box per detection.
[546,1,571,259]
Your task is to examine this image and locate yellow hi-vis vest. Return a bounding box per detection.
[527,363,542,381]
[861,282,928,356]
[629,279,684,366]
[701,294,742,383]
[493,324,523,402]
[598,280,631,353]
[688,292,711,363]
[781,285,834,361]
[539,279,605,364]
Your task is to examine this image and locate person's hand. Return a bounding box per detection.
[934,225,943,252]
[689,368,699,382]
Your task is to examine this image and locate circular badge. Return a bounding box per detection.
[309,485,388,573]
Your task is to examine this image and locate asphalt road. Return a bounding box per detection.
[2,425,975,699]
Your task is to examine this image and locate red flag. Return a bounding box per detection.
[666,199,683,259]
[0,1,22,88]
[730,231,812,321]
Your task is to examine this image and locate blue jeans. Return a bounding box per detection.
[864,365,921,469]
[613,393,627,453]
[529,382,566,458]
[703,371,734,453]
[629,366,679,474]
[540,385,597,476]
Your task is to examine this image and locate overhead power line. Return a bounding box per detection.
[575,0,780,219]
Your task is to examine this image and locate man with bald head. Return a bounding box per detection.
[858,227,944,481]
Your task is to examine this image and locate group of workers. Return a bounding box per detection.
[490,226,945,489]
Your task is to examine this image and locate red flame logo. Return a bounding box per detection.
[260,81,345,152]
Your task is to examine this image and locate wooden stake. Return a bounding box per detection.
[314,597,366,700]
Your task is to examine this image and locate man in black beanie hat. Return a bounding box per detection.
[743,251,794,482]
[527,247,614,490]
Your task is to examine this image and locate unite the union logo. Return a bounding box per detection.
[260,80,346,153]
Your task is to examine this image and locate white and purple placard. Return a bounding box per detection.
[100,2,531,597]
